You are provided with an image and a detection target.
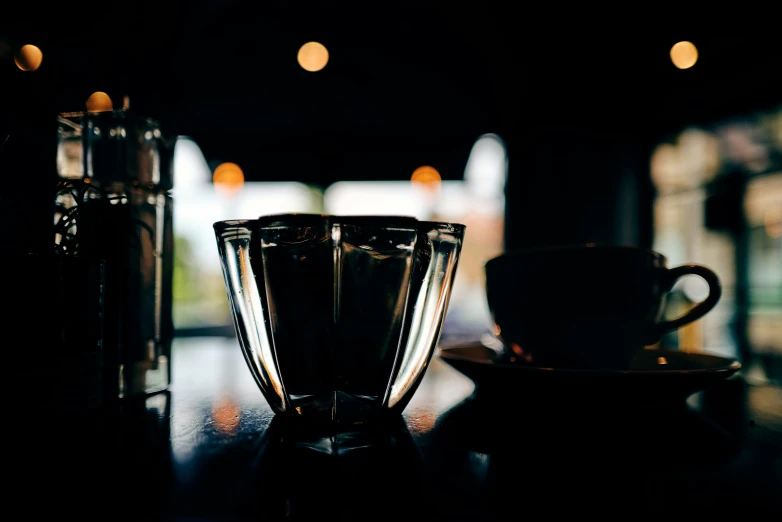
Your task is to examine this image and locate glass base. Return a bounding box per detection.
[289,390,395,429]
[274,407,408,455]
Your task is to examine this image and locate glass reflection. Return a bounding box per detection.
[231,415,435,520]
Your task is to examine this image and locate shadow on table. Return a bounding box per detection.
[426,380,748,518]
[13,391,175,521]
[229,415,437,521]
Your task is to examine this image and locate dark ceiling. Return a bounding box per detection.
[2,2,781,185]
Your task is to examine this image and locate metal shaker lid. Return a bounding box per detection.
[57,108,174,189]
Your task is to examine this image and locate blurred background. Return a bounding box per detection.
[1,2,780,382]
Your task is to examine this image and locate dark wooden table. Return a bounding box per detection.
[16,337,782,520]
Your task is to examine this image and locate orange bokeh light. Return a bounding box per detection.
[213,162,245,195]
[14,44,43,71]
[86,92,114,112]
[411,165,442,187]
[670,41,698,69]
[297,41,329,72]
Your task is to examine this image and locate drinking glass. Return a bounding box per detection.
[213,214,465,427]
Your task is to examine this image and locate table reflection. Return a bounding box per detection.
[427,382,749,517]
[12,338,780,520]
[17,391,174,521]
[230,415,436,521]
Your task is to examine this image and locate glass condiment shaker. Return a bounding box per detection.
[54,108,174,401]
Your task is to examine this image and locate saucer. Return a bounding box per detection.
[437,342,742,404]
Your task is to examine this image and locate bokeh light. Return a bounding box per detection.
[411,165,442,187]
[297,42,329,72]
[670,41,698,69]
[14,44,43,71]
[213,162,245,196]
[86,91,114,112]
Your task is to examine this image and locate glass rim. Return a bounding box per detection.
[213,214,466,232]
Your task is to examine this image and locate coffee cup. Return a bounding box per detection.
[484,244,721,370]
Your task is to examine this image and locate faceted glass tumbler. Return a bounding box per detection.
[213,214,465,427]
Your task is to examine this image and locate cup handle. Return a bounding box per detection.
[647,264,722,344]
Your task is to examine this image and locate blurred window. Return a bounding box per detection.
[172,138,324,334]
[171,133,509,344]
[650,107,782,383]
[324,133,508,345]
